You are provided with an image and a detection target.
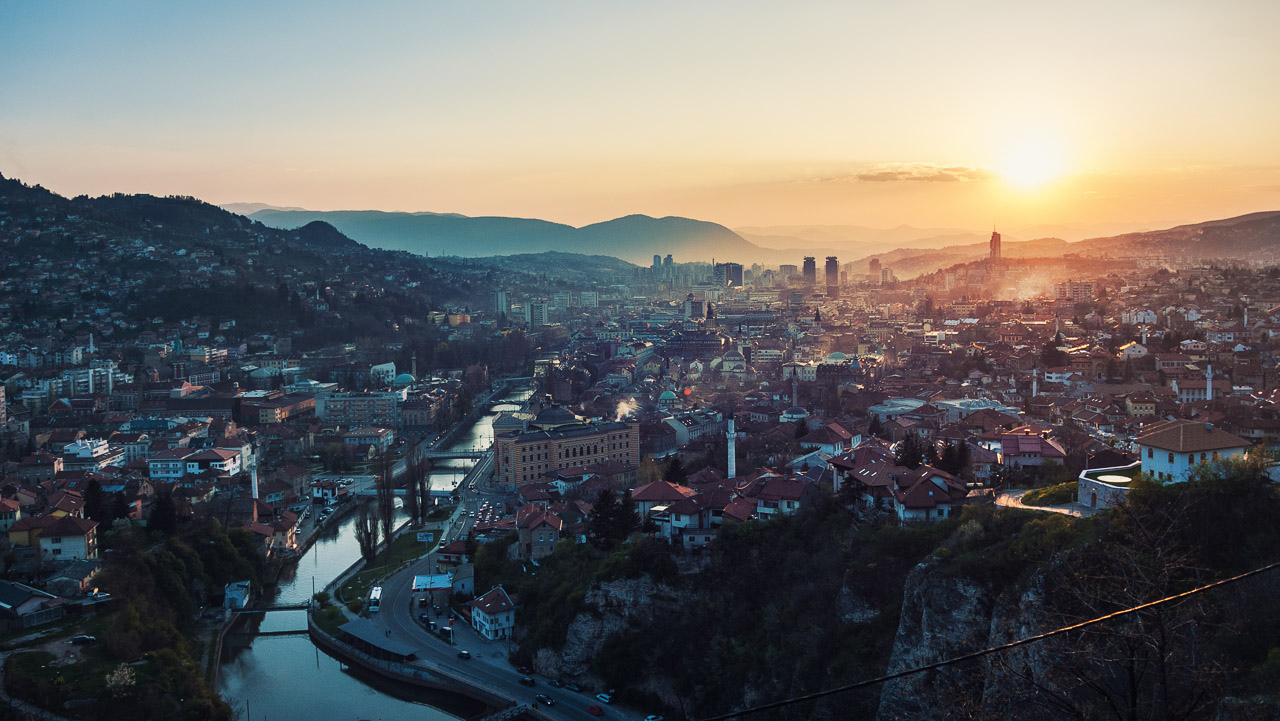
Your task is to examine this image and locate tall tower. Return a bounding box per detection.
[869,258,882,284]
[825,256,839,298]
[802,257,817,285]
[726,415,737,479]
[1205,363,1213,403]
[989,230,1002,262]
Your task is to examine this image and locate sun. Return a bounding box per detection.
[1000,132,1067,188]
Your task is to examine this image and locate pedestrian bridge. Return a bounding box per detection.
[422,449,490,461]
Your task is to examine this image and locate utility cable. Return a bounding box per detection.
[696,559,1280,721]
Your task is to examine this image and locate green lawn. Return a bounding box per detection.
[1022,481,1078,506]
[338,531,433,605]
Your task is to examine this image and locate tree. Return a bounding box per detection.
[664,456,688,485]
[375,452,396,546]
[587,488,636,550]
[354,498,380,565]
[84,479,110,523]
[925,440,941,467]
[895,434,923,470]
[868,415,883,438]
[636,456,661,487]
[148,492,177,535]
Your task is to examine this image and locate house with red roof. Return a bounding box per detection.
[468,586,515,641]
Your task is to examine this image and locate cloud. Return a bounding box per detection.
[820,163,997,183]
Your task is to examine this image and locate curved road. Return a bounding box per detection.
[368,529,641,721]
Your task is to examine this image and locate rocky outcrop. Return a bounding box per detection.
[876,560,998,721]
[532,575,688,695]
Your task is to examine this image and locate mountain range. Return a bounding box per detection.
[241,206,1280,277]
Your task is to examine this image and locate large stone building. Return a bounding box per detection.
[493,406,639,488]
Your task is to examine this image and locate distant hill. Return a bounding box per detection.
[246,209,775,265]
[1070,211,1280,260]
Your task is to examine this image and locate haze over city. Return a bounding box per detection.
[4,1,1280,235]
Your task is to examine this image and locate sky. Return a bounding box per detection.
[3,1,1279,236]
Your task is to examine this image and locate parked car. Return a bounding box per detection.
[535,694,555,706]
[645,716,665,721]
[519,676,536,687]
[516,665,532,674]
[457,650,471,660]
[548,678,564,688]
[586,706,604,717]
[70,635,96,645]
[595,693,613,704]
[565,683,582,693]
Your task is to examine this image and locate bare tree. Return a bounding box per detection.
[354,498,380,564]
[375,451,396,546]
[403,452,422,524]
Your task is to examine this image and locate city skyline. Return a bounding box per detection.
[3,2,1280,234]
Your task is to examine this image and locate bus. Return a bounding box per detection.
[368,586,382,613]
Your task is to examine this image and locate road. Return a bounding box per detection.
[368,524,643,721]
[996,488,1097,517]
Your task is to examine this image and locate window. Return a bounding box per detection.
[1147,448,1153,459]
[1168,453,1175,464]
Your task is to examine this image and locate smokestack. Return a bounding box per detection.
[726,415,737,479]
[108,368,113,394]
[1205,363,1212,403]
[251,465,259,500]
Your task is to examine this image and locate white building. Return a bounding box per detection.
[468,586,515,641]
[1137,419,1249,483]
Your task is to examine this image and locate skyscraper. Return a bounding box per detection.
[802,256,816,285]
[491,289,508,316]
[715,262,744,287]
[825,256,839,298]
[869,258,881,283]
[653,254,662,269]
[990,230,1002,262]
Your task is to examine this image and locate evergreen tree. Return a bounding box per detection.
[84,479,109,523]
[895,434,923,470]
[588,489,621,550]
[664,456,688,485]
[868,415,883,437]
[148,492,177,535]
[925,440,941,467]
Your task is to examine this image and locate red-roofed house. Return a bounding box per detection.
[468,586,515,640]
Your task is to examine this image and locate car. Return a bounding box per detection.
[70,635,96,645]
[586,706,604,717]
[565,683,582,693]
[418,598,430,608]
[595,693,613,704]
[456,650,471,660]
[548,678,564,688]
[534,694,555,706]
[516,665,532,674]
[519,676,536,687]
[645,716,665,721]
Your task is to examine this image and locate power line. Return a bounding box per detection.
[696,560,1280,721]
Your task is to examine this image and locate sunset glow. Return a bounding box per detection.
[1000,132,1068,189]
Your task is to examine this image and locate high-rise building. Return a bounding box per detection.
[653,254,662,269]
[552,291,571,310]
[1054,281,1094,302]
[714,262,744,287]
[580,291,599,308]
[491,289,508,316]
[990,230,1002,262]
[802,257,817,285]
[663,254,673,267]
[880,267,896,284]
[527,301,550,326]
[779,264,798,282]
[824,256,839,298]
[869,258,882,283]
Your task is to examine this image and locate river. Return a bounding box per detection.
[216,391,530,721]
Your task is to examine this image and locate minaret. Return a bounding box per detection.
[1141,325,1148,345]
[791,376,799,407]
[726,415,737,479]
[88,333,95,354]
[411,352,418,379]
[1205,363,1213,403]
[88,369,94,395]
[1031,369,1038,398]
[251,465,259,500]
